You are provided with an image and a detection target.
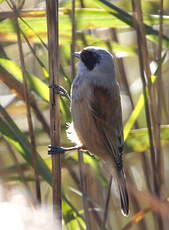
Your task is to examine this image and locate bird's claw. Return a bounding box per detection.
[49,84,70,101]
[48,145,66,154]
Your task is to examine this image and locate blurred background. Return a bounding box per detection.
[0,0,169,229]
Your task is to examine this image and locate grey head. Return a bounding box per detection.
[74,46,114,73]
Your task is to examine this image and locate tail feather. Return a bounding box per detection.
[118,169,129,216]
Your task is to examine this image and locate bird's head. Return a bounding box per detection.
[74,46,114,73]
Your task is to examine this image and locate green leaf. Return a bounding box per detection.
[124,94,144,141]
[5,176,41,182]
[125,126,169,153]
[0,58,49,102]
[124,76,156,141]
[0,104,52,184]
[94,0,169,48]
[63,195,85,229]
[0,8,169,46]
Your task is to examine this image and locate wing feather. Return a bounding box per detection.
[90,83,129,216]
[90,83,124,169]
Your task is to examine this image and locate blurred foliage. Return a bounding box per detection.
[0,0,169,229]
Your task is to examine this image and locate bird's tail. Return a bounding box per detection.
[117,169,129,216]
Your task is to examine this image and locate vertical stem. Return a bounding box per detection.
[131,1,163,229]
[14,16,41,203]
[78,150,91,230]
[45,0,62,228]
[153,2,165,228]
[110,28,139,128]
[7,0,41,204]
[79,0,85,8]
[66,162,106,230]
[71,0,76,77]
[155,0,164,189]
[131,0,157,194]
[126,169,148,230]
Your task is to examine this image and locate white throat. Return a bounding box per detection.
[75,60,116,89]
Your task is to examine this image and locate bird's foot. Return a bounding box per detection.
[48,145,66,154]
[49,84,70,101]
[48,145,83,155]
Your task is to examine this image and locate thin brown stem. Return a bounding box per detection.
[122,207,150,230]
[45,0,62,228]
[126,169,147,230]
[153,1,165,226]
[131,0,157,195]
[71,0,76,77]
[155,0,164,191]
[110,28,139,128]
[79,0,85,8]
[20,29,48,76]
[10,2,41,203]
[78,150,91,230]
[66,161,107,230]
[131,2,163,228]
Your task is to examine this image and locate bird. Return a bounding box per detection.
[70,46,129,216]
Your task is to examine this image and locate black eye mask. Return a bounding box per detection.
[80,50,101,71]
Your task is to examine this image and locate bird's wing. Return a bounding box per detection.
[89,83,129,216]
[90,83,124,169]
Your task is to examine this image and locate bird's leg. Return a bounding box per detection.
[48,84,73,154]
[48,145,83,155]
[48,85,81,154]
[49,84,71,101]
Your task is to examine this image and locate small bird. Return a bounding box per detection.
[70,46,129,216]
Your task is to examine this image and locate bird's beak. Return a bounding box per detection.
[73,51,81,59]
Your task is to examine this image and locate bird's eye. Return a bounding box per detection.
[80,50,100,71]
